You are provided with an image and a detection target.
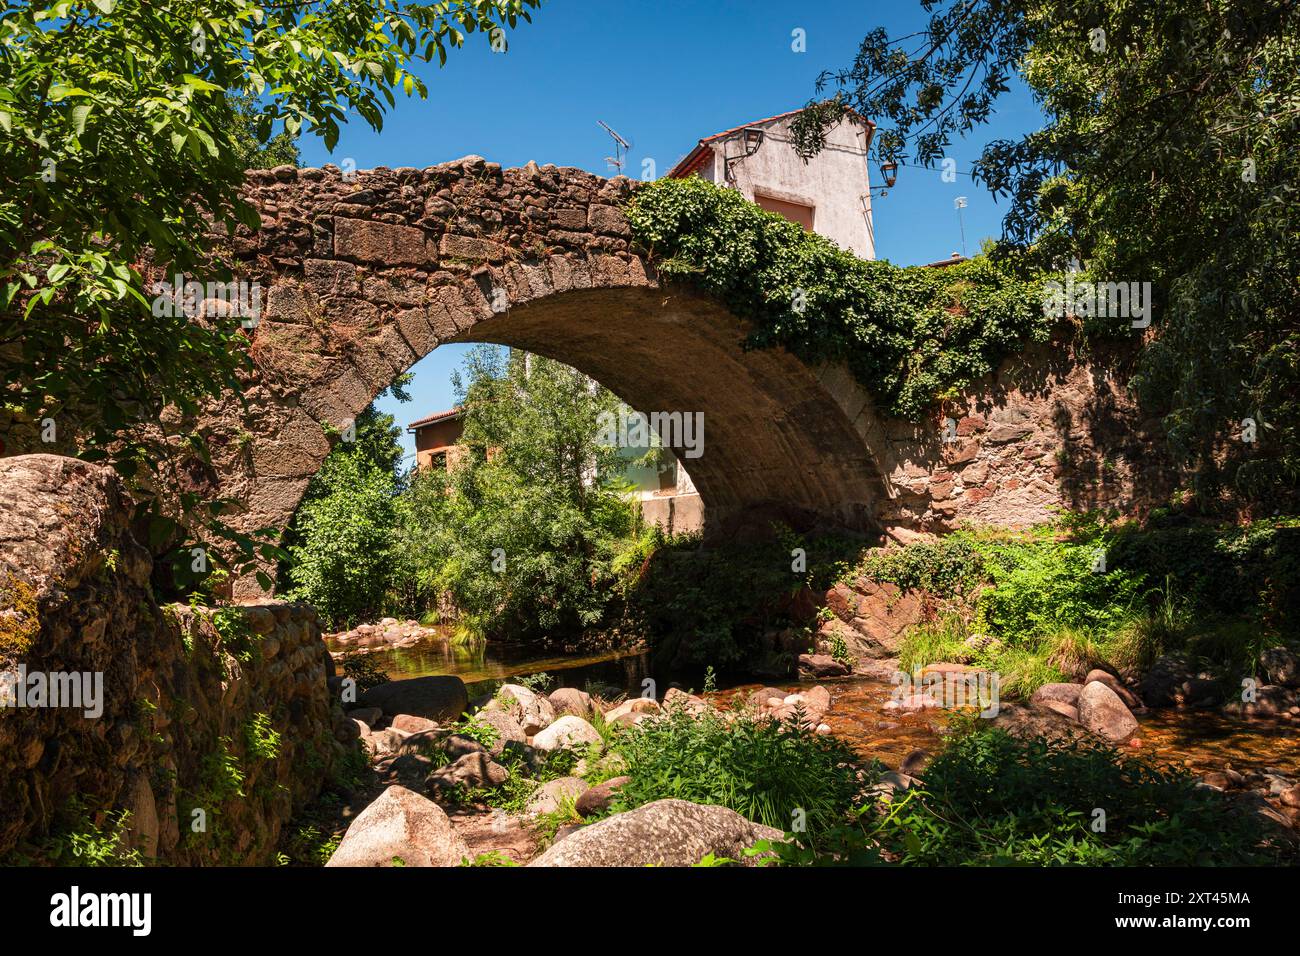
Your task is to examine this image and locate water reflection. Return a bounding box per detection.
[326,627,651,697]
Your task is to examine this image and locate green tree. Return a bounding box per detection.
[280,378,411,627]
[284,451,401,630]
[0,0,539,579]
[407,346,643,642]
[223,91,300,170]
[793,0,1299,507]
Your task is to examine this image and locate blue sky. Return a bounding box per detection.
[297,0,1045,462]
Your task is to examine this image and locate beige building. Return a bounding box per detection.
[615,441,704,537]
[668,107,877,259]
[408,407,467,472]
[407,407,704,535]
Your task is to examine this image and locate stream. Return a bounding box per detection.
[328,627,1299,780]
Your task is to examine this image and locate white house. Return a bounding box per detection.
[667,107,877,259]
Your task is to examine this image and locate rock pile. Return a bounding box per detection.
[1028,669,1144,743]
[327,675,838,867]
[327,618,444,655]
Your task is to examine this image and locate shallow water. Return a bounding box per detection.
[1136,707,1298,778]
[332,629,1297,777]
[709,678,953,768]
[326,627,652,697]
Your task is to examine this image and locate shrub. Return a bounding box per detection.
[886,519,1295,688]
[50,809,144,867]
[609,702,871,845]
[973,526,1145,637]
[825,631,853,668]
[874,730,1275,866]
[625,177,1049,420]
[448,713,502,753]
[283,451,402,630]
[514,672,553,694]
[1109,517,1300,633]
[283,824,341,867]
[402,347,643,644]
[620,525,863,672]
[858,534,984,594]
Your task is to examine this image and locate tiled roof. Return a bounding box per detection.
[407,406,464,430]
[667,105,875,178]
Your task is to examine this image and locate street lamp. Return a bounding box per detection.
[869,160,899,197]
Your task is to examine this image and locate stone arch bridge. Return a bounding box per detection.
[195,156,899,595]
[192,156,1162,598]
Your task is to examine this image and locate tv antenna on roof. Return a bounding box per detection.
[597,120,630,174]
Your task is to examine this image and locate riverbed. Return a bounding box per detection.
[328,628,1298,780]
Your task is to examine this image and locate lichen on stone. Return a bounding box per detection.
[0,573,39,661]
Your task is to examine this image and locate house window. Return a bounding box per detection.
[755,194,814,231]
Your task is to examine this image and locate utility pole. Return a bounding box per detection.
[954,196,968,256]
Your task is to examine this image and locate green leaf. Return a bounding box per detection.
[48,85,91,100]
[193,127,218,157]
[70,103,92,136]
[181,74,224,92]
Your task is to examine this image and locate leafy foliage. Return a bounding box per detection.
[244,711,282,762]
[610,701,871,846]
[618,523,862,673]
[873,729,1276,865]
[975,525,1143,637]
[281,823,342,868]
[284,452,402,630]
[792,0,1300,504]
[625,176,1049,420]
[223,90,299,169]
[0,0,537,575]
[858,533,984,594]
[401,346,644,642]
[1109,516,1300,633]
[48,808,144,867]
[281,384,410,629]
[878,517,1297,693]
[865,520,1143,636]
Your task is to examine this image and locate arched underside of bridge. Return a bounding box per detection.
[448,283,888,528]
[195,159,894,597]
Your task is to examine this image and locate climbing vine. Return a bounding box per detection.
[625,177,1051,420]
